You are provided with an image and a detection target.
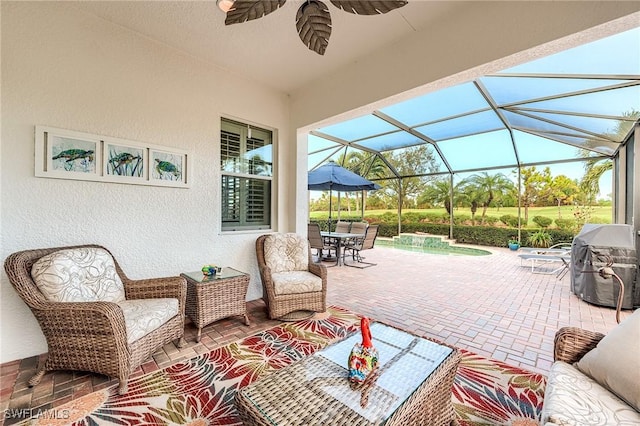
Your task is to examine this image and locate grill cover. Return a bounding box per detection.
[570,224,639,309]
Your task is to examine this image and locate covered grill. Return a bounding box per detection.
[570,224,639,309]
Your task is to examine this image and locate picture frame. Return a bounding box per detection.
[36,126,102,181]
[103,138,147,183]
[35,126,190,188]
[149,149,188,186]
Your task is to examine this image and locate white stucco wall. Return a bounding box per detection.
[0,2,291,362]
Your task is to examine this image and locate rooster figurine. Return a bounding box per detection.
[348,317,379,384]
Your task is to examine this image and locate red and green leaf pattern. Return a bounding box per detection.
[453,350,546,426]
[29,307,545,426]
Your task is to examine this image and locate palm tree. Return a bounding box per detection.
[579,109,638,203]
[458,180,484,225]
[343,150,385,216]
[336,151,358,215]
[420,178,463,215]
[466,172,515,224]
[580,159,612,204]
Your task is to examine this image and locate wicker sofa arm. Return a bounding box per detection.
[124,276,186,300]
[308,262,327,284]
[258,265,276,297]
[554,327,605,364]
[35,301,128,341]
[124,276,187,315]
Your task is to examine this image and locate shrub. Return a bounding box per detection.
[500,214,519,227]
[532,216,553,228]
[555,218,576,231]
[527,230,553,248]
[368,214,576,247]
[420,212,441,223]
[483,216,499,226]
[379,212,396,223]
[401,212,426,223]
[453,214,471,225]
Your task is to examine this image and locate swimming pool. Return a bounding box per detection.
[376,234,492,256]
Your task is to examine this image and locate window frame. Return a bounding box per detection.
[220,117,275,233]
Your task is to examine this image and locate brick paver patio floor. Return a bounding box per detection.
[0,244,631,423]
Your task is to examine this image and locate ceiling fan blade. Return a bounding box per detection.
[330,0,407,15]
[296,1,332,56]
[225,0,287,25]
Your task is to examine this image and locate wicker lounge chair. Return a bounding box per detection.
[256,233,327,320]
[4,244,187,394]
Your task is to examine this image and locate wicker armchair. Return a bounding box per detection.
[542,323,640,425]
[256,234,327,320]
[4,244,187,394]
[553,326,605,364]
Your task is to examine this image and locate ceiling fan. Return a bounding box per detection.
[218,0,408,55]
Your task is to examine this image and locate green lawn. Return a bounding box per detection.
[310,205,612,227]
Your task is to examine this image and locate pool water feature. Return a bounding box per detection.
[376,233,491,256]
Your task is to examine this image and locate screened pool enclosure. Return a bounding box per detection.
[307,27,640,237]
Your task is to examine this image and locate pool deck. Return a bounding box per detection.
[327,244,630,375]
[0,243,631,419]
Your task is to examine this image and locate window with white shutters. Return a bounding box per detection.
[221,118,273,231]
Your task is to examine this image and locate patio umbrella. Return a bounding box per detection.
[308,161,381,229]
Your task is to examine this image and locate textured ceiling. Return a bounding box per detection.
[71,1,463,93]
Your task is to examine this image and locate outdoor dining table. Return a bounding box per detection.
[321,231,363,266]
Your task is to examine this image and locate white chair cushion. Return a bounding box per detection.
[264,233,309,273]
[116,298,179,344]
[575,309,640,411]
[541,361,640,425]
[271,271,323,295]
[31,247,125,303]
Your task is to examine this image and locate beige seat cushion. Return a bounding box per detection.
[271,271,323,295]
[541,361,640,426]
[116,298,179,343]
[264,233,309,273]
[31,247,125,303]
[575,309,640,411]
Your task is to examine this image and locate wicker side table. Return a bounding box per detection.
[181,268,250,342]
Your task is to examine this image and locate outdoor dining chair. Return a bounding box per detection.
[307,223,337,262]
[343,225,379,268]
[334,221,351,233]
[349,221,368,235]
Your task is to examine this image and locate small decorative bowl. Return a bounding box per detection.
[202,265,217,276]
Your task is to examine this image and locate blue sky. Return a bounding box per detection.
[309,27,637,201]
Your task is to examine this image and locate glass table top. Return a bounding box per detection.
[238,322,453,425]
[181,267,246,283]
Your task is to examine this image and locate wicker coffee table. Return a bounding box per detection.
[235,322,461,425]
[181,268,250,342]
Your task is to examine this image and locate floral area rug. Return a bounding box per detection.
[24,306,545,426]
